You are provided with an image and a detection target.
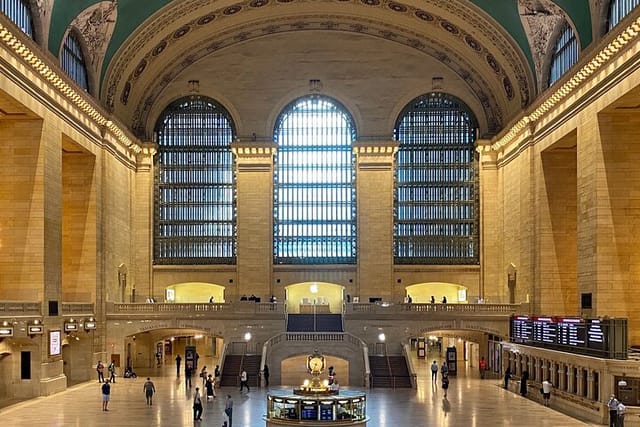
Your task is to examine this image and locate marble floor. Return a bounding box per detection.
[0,357,601,427]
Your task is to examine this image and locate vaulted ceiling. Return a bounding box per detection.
[44,0,599,139]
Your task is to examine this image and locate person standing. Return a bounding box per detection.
[200,366,208,387]
[240,369,249,393]
[263,365,270,387]
[108,360,117,383]
[617,399,626,427]
[96,361,105,383]
[185,362,193,388]
[214,365,221,388]
[225,394,234,427]
[430,295,435,304]
[156,350,162,367]
[205,374,216,400]
[607,394,620,427]
[479,356,487,379]
[430,360,438,382]
[441,373,449,397]
[504,366,512,389]
[520,370,529,396]
[143,377,156,405]
[101,379,111,411]
[175,354,182,377]
[442,296,447,304]
[541,380,552,406]
[193,387,203,421]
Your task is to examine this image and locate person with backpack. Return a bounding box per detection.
[108,360,116,383]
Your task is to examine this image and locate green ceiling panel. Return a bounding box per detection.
[553,0,593,47]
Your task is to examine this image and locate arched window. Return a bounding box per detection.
[273,95,357,264]
[394,93,479,265]
[0,0,34,38]
[61,31,89,91]
[549,23,578,86]
[154,96,237,265]
[608,0,640,30]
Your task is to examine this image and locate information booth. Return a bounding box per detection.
[266,390,367,426]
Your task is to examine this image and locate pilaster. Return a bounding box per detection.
[353,139,397,300]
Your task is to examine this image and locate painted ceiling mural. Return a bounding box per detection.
[45,0,598,138]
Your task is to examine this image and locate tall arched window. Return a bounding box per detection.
[61,31,89,91]
[154,96,236,265]
[608,0,640,30]
[394,93,479,265]
[0,0,34,38]
[549,23,578,86]
[273,95,357,264]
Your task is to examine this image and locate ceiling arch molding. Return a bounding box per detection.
[98,0,537,138]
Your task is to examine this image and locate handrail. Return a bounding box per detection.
[402,342,417,389]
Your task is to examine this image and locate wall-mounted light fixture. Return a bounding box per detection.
[0,320,13,338]
[84,317,97,331]
[27,319,43,337]
[64,318,78,333]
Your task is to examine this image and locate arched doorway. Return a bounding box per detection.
[285,282,345,313]
[164,282,226,303]
[405,282,469,304]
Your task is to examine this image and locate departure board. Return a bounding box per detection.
[509,316,627,359]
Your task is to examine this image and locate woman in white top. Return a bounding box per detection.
[541,380,552,406]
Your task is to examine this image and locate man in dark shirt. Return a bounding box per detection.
[101,379,111,411]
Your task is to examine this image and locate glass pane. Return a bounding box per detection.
[273,96,356,264]
[154,96,237,264]
[0,0,33,38]
[61,32,89,90]
[394,93,479,265]
[549,23,578,85]
[608,0,640,30]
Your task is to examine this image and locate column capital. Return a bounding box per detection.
[231,141,276,172]
[353,139,398,171]
[135,141,158,171]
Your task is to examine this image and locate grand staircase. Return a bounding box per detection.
[368,355,412,388]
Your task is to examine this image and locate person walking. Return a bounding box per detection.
[441,373,449,398]
[440,360,449,378]
[185,362,193,388]
[607,394,620,427]
[108,360,117,383]
[479,356,487,379]
[263,365,270,387]
[193,387,203,421]
[96,361,105,383]
[504,366,512,389]
[541,380,552,406]
[143,377,156,405]
[225,394,234,427]
[617,399,626,427]
[101,379,111,411]
[200,366,208,387]
[430,360,438,382]
[175,354,182,376]
[239,369,249,393]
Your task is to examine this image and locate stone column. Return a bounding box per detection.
[558,364,566,391]
[232,141,276,300]
[133,143,156,302]
[476,140,501,302]
[577,367,584,396]
[586,369,595,400]
[353,140,397,301]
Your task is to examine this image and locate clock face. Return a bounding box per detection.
[308,356,324,372]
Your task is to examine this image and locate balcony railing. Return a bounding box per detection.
[0,301,41,315]
[347,302,523,315]
[108,301,285,315]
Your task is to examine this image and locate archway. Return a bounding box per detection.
[405,282,469,304]
[284,282,345,314]
[164,282,226,303]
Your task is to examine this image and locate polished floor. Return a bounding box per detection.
[0,357,600,427]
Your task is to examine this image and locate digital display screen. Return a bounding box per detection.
[510,316,620,358]
[301,404,317,420]
[320,404,333,421]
